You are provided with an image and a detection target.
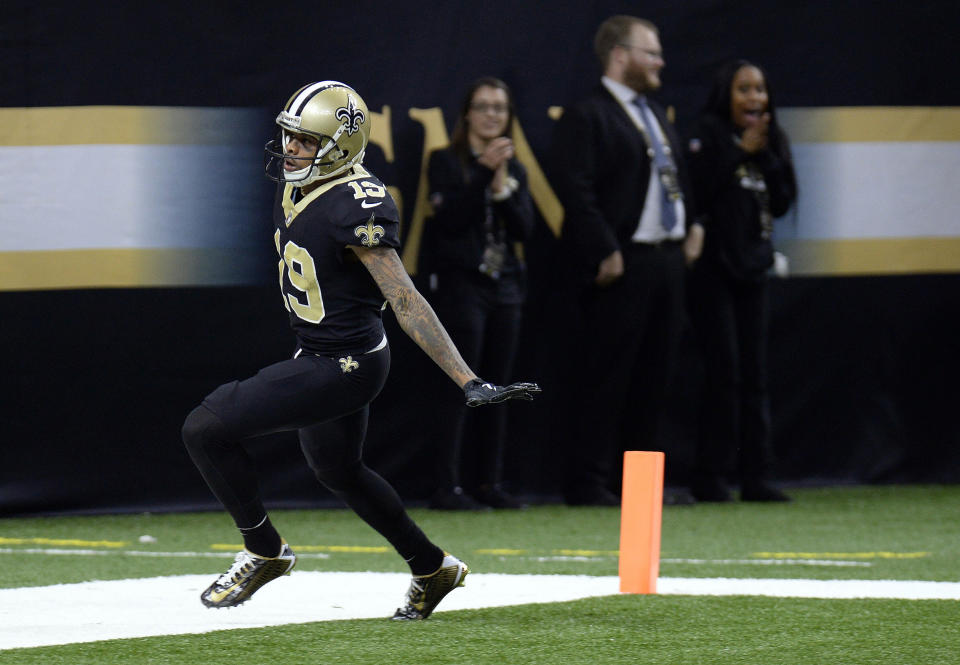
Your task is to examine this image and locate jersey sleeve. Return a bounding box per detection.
[329,178,401,250]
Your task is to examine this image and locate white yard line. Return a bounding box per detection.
[658,577,960,600]
[1,572,958,650]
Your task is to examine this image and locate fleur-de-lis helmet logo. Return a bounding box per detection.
[336,95,366,137]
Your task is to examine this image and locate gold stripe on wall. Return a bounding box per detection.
[0,107,253,146]
[8,238,952,288]
[778,107,960,143]
[512,121,563,237]
[780,237,960,276]
[0,248,258,290]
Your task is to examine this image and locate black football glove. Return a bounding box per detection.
[463,378,541,407]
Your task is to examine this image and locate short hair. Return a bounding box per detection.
[594,15,659,70]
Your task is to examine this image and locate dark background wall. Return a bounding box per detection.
[2,0,959,515]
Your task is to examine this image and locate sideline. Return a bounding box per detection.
[2,572,959,650]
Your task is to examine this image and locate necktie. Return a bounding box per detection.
[632,96,679,232]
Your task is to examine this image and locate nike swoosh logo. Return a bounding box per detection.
[361,201,383,208]
[207,582,240,603]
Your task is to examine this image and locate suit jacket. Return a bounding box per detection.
[550,85,693,282]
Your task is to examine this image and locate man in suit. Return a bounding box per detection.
[550,15,702,506]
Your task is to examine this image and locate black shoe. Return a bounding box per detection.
[690,479,733,503]
[564,486,620,507]
[429,487,491,511]
[741,483,792,502]
[472,484,527,510]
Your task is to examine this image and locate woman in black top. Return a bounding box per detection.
[420,77,535,509]
[685,60,797,502]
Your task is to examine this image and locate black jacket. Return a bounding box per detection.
[420,146,534,276]
[550,84,693,281]
[686,114,797,281]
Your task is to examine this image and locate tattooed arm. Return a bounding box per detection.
[351,245,477,388]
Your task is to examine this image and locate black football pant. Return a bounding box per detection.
[687,265,773,486]
[567,242,686,495]
[428,272,523,492]
[181,345,438,563]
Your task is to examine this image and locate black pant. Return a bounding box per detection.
[181,345,436,562]
[688,264,773,485]
[427,271,524,492]
[566,242,686,495]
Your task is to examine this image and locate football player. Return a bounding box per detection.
[181,81,539,620]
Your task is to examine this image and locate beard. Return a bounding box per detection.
[623,61,661,94]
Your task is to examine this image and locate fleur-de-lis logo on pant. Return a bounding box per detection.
[355,214,385,247]
[335,95,366,136]
[339,356,359,373]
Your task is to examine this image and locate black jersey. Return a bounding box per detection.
[272,164,401,356]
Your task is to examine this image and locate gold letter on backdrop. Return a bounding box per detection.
[402,107,450,274]
[511,115,563,238]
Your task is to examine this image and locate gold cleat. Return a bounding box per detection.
[201,542,296,608]
[392,553,468,620]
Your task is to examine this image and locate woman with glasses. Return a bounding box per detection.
[419,77,535,510]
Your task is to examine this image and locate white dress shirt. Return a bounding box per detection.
[601,76,686,243]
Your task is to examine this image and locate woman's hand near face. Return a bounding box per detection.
[478,136,514,193]
[740,112,770,153]
[477,136,514,170]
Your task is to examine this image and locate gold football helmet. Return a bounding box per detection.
[264,81,370,186]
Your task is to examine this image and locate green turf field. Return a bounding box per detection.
[1,485,958,664]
